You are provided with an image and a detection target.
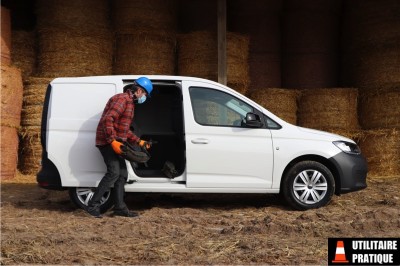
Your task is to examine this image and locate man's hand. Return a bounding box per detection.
[138,139,151,150]
[111,140,123,154]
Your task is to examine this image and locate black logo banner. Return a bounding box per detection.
[328,238,399,265]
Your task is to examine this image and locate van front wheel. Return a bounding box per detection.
[282,161,335,210]
[69,187,114,213]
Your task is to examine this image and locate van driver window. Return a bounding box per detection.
[189,87,253,127]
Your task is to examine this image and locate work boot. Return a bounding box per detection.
[85,205,103,218]
[112,209,139,218]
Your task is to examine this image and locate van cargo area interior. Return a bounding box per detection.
[130,82,185,178]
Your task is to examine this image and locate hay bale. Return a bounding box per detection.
[1,65,23,128]
[359,87,400,129]
[297,88,359,131]
[37,28,113,77]
[247,88,299,125]
[18,126,42,175]
[359,129,400,177]
[282,53,338,88]
[21,77,52,127]
[11,30,36,80]
[1,126,19,180]
[1,6,12,65]
[114,31,176,75]
[113,0,177,32]
[178,31,249,94]
[35,0,110,32]
[340,44,400,88]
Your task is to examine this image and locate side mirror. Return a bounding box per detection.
[243,112,263,128]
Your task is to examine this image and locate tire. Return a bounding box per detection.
[69,187,114,213]
[281,161,335,210]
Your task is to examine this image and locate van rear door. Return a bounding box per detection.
[183,81,274,189]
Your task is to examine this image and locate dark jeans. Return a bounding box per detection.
[88,144,128,211]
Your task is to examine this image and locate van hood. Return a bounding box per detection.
[297,126,354,143]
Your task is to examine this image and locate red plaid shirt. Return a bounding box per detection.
[96,91,139,146]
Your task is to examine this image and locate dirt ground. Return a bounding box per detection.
[1,173,399,265]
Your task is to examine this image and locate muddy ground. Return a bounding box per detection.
[1,174,399,265]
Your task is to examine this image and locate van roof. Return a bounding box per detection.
[51,75,225,88]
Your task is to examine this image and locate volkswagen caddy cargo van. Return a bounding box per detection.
[37,76,367,211]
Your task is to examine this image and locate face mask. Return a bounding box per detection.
[137,94,147,104]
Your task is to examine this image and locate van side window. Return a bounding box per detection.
[189,87,253,127]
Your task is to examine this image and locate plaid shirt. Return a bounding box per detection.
[96,91,139,146]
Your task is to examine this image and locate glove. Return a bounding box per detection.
[138,139,151,150]
[111,140,123,155]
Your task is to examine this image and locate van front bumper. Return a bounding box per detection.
[329,152,368,194]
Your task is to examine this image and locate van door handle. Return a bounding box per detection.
[191,138,209,144]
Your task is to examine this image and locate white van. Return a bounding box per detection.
[37,75,367,211]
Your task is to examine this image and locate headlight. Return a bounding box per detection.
[333,141,361,155]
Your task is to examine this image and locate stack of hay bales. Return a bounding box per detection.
[35,0,113,77]
[178,31,249,95]
[112,0,177,75]
[282,0,341,88]
[341,0,400,177]
[297,88,360,137]
[1,59,23,179]
[229,0,282,88]
[19,78,52,174]
[247,89,299,125]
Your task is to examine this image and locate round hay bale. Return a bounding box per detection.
[178,31,250,94]
[114,31,176,75]
[113,0,177,32]
[359,129,400,177]
[1,126,19,180]
[248,88,299,125]
[37,28,113,77]
[282,53,338,88]
[359,87,400,129]
[21,77,52,127]
[18,126,42,175]
[1,6,12,65]
[340,45,400,88]
[11,30,37,80]
[35,0,110,32]
[1,65,23,128]
[178,0,216,33]
[298,88,359,131]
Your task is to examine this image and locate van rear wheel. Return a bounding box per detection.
[282,161,335,210]
[69,187,114,213]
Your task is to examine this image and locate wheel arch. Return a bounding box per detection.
[280,154,341,195]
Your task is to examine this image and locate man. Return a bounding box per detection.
[86,77,153,218]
